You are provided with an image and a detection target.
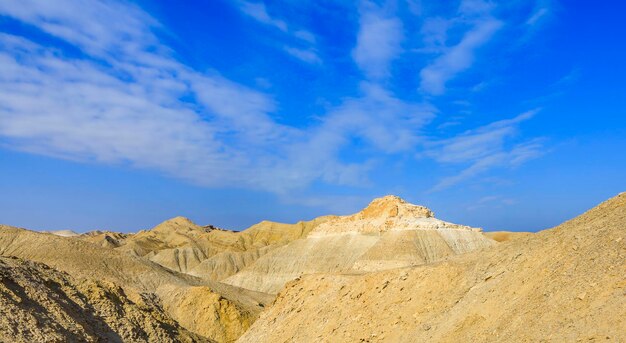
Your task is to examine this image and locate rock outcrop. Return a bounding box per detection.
[0,256,207,343]
[223,196,495,294]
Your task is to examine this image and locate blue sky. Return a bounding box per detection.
[0,0,624,232]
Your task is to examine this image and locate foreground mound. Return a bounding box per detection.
[239,193,626,342]
[0,256,206,342]
[0,226,270,342]
[224,196,495,294]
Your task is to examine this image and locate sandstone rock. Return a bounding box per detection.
[223,195,495,294]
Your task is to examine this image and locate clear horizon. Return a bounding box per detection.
[1,0,625,233]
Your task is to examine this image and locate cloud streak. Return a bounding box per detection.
[419,0,503,95]
[420,20,502,95]
[239,1,287,32]
[352,1,404,79]
[0,0,435,196]
[424,110,544,191]
[237,1,321,64]
[283,46,322,64]
[0,0,550,205]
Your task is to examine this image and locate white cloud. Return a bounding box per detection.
[420,18,502,95]
[526,7,549,26]
[424,110,543,191]
[418,0,503,95]
[352,1,404,79]
[284,46,322,64]
[239,1,287,32]
[0,0,550,202]
[237,1,320,64]
[526,0,553,27]
[259,82,435,191]
[0,1,291,191]
[0,0,434,196]
[459,0,495,16]
[293,30,316,44]
[406,0,423,16]
[420,17,452,53]
[0,32,256,187]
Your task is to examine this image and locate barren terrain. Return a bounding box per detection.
[1,194,624,342]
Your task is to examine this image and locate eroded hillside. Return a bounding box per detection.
[0,256,207,343]
[224,195,496,294]
[238,193,626,342]
[0,225,269,342]
[2,194,623,342]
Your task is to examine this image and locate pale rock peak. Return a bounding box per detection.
[310,195,479,235]
[359,195,434,220]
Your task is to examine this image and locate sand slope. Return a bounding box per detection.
[238,193,626,342]
[483,230,533,242]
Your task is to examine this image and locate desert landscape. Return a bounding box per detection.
[1,194,624,342]
[1,0,625,342]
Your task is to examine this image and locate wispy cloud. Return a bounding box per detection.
[526,0,553,27]
[266,82,435,191]
[526,7,549,26]
[352,0,404,80]
[0,1,292,192]
[0,0,553,205]
[284,46,322,64]
[419,20,502,95]
[293,30,316,44]
[238,1,287,32]
[237,1,320,64]
[420,17,452,54]
[424,110,544,191]
[0,0,435,197]
[419,0,503,95]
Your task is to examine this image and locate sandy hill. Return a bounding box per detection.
[223,195,496,294]
[97,215,334,282]
[0,256,206,342]
[79,230,132,248]
[238,193,626,342]
[0,214,333,341]
[0,226,270,342]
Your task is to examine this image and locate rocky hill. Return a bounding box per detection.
[0,256,206,342]
[238,193,626,342]
[223,196,496,294]
[83,215,333,282]
[2,193,623,342]
[0,225,270,342]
